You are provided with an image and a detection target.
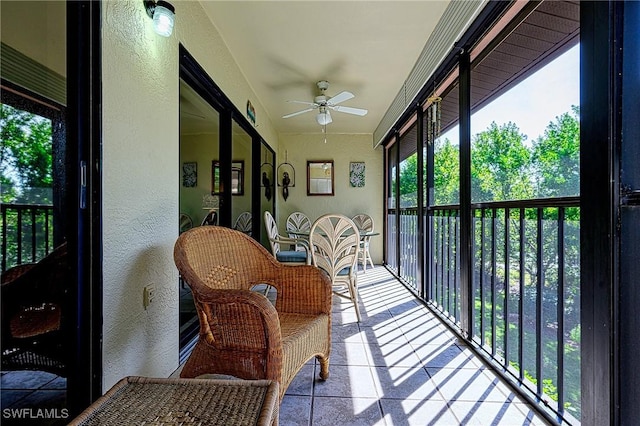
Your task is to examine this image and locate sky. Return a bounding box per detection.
[440,44,580,146]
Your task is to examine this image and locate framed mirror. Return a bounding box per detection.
[212,160,244,195]
[307,160,334,196]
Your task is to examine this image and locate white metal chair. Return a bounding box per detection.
[352,213,374,272]
[201,210,218,226]
[286,211,311,251]
[179,213,193,233]
[233,212,252,236]
[264,211,309,264]
[309,214,361,322]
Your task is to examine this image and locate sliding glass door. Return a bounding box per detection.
[1,0,72,417]
[231,120,252,234]
[178,77,222,356]
[177,45,276,356]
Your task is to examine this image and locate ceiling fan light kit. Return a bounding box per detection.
[283,80,368,128]
[316,107,332,125]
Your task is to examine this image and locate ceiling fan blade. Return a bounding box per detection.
[331,105,368,116]
[282,108,315,119]
[327,91,354,106]
[287,100,316,106]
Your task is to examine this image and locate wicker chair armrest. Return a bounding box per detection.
[1,243,68,302]
[183,289,284,381]
[273,265,332,315]
[2,264,38,312]
[1,254,67,312]
[194,289,282,349]
[1,263,37,286]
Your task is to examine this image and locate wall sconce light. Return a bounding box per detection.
[144,0,175,37]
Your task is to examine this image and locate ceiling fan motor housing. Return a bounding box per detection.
[315,95,328,105]
[317,80,330,91]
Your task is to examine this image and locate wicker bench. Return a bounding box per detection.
[69,376,279,426]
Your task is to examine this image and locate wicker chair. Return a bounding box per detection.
[1,243,69,376]
[310,214,362,322]
[174,226,332,400]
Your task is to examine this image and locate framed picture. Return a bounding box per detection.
[182,162,197,187]
[211,160,244,195]
[349,162,365,187]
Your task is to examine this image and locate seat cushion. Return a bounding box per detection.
[276,250,307,263]
[337,267,351,276]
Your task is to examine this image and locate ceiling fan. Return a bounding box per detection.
[282,80,368,126]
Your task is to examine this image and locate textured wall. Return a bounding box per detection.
[101,0,280,390]
[101,0,383,391]
[102,0,180,389]
[277,133,384,263]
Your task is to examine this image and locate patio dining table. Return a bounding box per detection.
[289,228,379,272]
[288,228,380,241]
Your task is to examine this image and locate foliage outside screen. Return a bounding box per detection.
[1,103,53,204]
[397,105,581,417]
[398,106,580,207]
[1,103,54,269]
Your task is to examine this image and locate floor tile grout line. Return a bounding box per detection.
[382,299,466,425]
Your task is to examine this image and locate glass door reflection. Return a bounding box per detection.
[260,142,275,249]
[231,120,252,235]
[178,78,220,356]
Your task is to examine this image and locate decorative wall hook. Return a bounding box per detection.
[277,151,295,201]
[260,162,273,201]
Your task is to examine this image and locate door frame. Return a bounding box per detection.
[66,0,102,415]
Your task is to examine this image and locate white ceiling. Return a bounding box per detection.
[199,1,450,135]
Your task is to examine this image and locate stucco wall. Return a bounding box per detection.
[101,0,279,390]
[277,133,384,264]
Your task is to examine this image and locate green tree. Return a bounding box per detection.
[471,121,534,202]
[399,153,418,207]
[0,103,53,203]
[532,106,580,198]
[433,137,459,205]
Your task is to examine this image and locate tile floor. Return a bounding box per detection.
[278,266,548,426]
[1,266,549,425]
[0,370,67,425]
